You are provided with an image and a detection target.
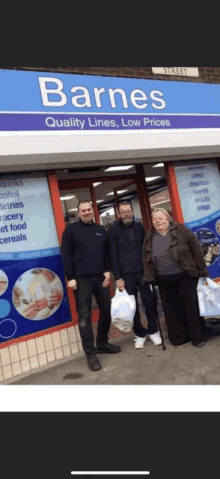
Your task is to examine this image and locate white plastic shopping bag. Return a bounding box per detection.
[111,288,136,332]
[197,278,220,317]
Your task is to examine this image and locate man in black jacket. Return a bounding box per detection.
[61,201,120,372]
[108,202,162,349]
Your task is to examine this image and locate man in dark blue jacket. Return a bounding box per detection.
[61,201,120,372]
[108,202,162,349]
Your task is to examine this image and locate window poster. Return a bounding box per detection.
[0,171,71,343]
[174,159,220,279]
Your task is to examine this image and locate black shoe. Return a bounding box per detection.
[87,354,101,371]
[192,339,206,348]
[96,343,121,354]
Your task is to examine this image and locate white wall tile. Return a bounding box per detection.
[52,331,61,349]
[36,337,46,355]
[1,348,10,367]
[44,334,53,352]
[78,341,83,352]
[12,362,22,377]
[3,365,12,380]
[38,353,47,367]
[71,343,79,355]
[9,345,20,363]
[68,326,77,344]
[75,325,81,343]
[21,359,30,373]
[47,351,55,363]
[55,348,64,360]
[18,342,28,361]
[30,356,39,370]
[0,367,3,382]
[60,329,69,347]
[27,339,37,358]
[63,345,71,358]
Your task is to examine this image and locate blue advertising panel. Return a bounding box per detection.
[1,69,220,131]
[174,160,220,279]
[0,171,71,343]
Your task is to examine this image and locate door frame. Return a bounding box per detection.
[48,165,154,325]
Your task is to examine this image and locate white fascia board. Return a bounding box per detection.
[0,129,220,172]
[0,129,220,156]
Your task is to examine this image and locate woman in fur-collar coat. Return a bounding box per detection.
[142,208,209,348]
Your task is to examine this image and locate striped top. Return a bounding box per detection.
[152,231,183,275]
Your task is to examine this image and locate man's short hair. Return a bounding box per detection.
[117,201,133,216]
[77,200,93,211]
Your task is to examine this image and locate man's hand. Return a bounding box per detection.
[102,272,110,288]
[68,279,77,290]
[116,278,125,291]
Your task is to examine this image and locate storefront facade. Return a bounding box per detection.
[1,67,220,383]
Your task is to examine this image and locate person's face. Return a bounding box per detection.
[152,211,170,234]
[119,205,133,226]
[78,203,94,224]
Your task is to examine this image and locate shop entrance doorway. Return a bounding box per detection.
[57,166,153,230]
[50,162,171,325]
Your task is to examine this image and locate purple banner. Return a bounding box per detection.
[1,113,220,131]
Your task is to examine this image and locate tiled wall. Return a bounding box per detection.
[0,324,83,383]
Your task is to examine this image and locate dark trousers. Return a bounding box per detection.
[157,275,206,346]
[75,275,111,356]
[123,273,158,338]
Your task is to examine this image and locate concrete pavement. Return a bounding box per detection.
[11,319,220,385]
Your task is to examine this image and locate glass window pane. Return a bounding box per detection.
[144,163,172,213]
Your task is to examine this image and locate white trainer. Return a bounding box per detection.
[134,335,147,349]
[149,331,162,346]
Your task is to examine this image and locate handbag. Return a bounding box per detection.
[111,288,136,332]
[197,278,220,317]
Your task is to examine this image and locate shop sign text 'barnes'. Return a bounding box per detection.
[0,69,220,131]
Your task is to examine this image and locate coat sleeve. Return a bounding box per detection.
[139,221,146,245]
[104,231,111,272]
[108,227,122,280]
[186,227,209,277]
[142,230,155,283]
[61,226,76,281]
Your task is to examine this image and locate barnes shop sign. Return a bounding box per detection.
[0,69,220,132]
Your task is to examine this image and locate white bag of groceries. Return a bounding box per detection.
[111,288,136,332]
[197,278,220,317]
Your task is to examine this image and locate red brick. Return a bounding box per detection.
[2,67,220,84]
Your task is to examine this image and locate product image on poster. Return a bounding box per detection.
[195,228,220,266]
[215,219,220,235]
[0,270,8,296]
[12,268,63,320]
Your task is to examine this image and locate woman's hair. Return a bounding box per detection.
[151,207,173,222]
